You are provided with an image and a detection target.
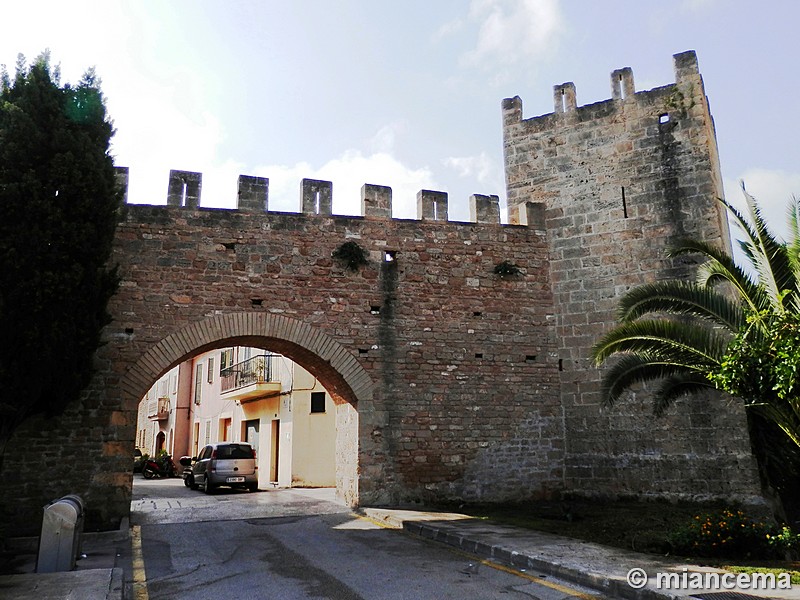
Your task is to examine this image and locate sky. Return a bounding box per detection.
[2,0,799,232]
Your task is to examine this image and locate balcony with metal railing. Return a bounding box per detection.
[148,397,170,420]
[220,354,281,402]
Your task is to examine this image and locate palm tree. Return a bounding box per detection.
[591,185,800,449]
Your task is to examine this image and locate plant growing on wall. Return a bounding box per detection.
[332,240,369,271]
[0,53,122,460]
[493,260,521,277]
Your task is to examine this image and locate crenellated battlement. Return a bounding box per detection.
[503,50,701,129]
[114,167,504,225]
[501,50,714,223]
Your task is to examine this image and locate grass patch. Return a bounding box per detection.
[723,564,800,585]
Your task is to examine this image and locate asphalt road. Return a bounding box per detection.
[131,477,610,599]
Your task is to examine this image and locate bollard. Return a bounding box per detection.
[36,494,85,573]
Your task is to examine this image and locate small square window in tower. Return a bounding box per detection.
[310,392,326,414]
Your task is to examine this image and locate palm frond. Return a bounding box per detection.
[724,188,798,310]
[652,373,715,416]
[785,195,800,279]
[668,239,766,313]
[617,280,745,330]
[749,401,800,450]
[592,319,729,367]
[600,353,708,407]
[591,185,800,454]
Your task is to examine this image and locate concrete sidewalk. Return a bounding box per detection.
[0,526,128,600]
[360,507,800,600]
[2,506,798,600]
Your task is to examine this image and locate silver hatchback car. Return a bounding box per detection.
[191,442,258,493]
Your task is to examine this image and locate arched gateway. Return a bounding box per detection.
[1,176,570,535]
[120,311,369,506]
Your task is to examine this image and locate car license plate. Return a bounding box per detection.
[226,476,245,483]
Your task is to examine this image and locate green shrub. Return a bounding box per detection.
[669,509,779,559]
[767,526,800,556]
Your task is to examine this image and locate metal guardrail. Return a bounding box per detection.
[220,354,275,393]
[147,397,170,419]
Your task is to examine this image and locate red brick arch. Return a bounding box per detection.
[119,311,373,407]
[120,311,370,505]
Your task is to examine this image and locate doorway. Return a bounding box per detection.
[244,419,259,452]
[155,431,165,454]
[270,419,280,483]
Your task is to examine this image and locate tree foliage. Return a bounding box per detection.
[0,52,121,450]
[710,308,800,447]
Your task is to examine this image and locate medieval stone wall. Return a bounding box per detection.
[0,50,766,539]
[0,183,564,535]
[503,51,760,501]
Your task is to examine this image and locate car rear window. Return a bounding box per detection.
[216,444,254,459]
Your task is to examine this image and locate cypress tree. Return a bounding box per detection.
[0,52,121,454]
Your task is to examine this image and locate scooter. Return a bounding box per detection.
[179,456,196,488]
[141,454,177,479]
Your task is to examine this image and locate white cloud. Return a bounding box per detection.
[315,150,437,218]
[113,101,234,206]
[119,107,438,217]
[0,2,235,209]
[433,17,466,42]
[461,0,564,76]
[253,151,438,218]
[249,161,314,213]
[246,124,438,218]
[443,152,496,184]
[367,122,409,155]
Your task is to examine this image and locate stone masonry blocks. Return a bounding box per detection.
[553,82,576,113]
[611,67,635,100]
[512,202,546,228]
[167,170,202,208]
[417,190,449,221]
[121,311,375,421]
[501,50,761,504]
[362,184,392,218]
[301,179,333,215]
[470,194,501,224]
[114,167,129,204]
[674,50,700,83]
[237,175,269,212]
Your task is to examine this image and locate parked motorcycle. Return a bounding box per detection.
[141,454,177,479]
[179,456,196,488]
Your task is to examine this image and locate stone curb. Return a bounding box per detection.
[402,520,681,600]
[354,508,728,600]
[109,567,124,600]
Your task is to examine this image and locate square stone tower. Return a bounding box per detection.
[502,51,761,502]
